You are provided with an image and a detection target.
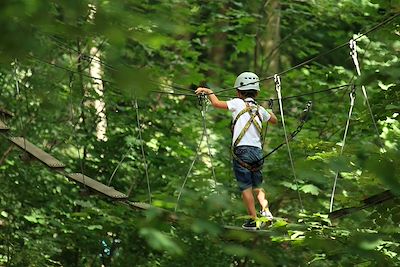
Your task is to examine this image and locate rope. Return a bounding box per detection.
[329,85,356,212]
[150,90,197,98]
[175,99,208,212]
[200,95,217,185]
[252,101,312,165]
[108,146,133,186]
[361,85,384,149]
[349,39,384,149]
[130,99,151,203]
[12,60,20,96]
[317,38,372,139]
[11,61,33,172]
[29,55,115,85]
[209,83,351,102]
[274,74,304,211]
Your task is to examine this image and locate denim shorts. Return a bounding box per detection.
[233,146,263,191]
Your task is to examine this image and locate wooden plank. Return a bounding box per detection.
[0,120,9,131]
[129,202,152,210]
[8,137,65,168]
[224,225,271,233]
[64,173,128,199]
[0,107,14,118]
[124,201,178,221]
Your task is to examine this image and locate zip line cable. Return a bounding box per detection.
[270,84,350,102]
[152,83,352,103]
[43,12,399,97]
[47,35,191,93]
[214,12,400,95]
[150,90,197,98]
[30,55,115,85]
[37,12,399,101]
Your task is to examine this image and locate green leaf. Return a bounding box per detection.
[300,184,320,195]
[223,244,250,257]
[139,228,182,255]
[87,225,103,231]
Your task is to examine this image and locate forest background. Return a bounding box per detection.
[0,0,399,266]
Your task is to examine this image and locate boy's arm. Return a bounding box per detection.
[195,87,228,110]
[266,109,278,124]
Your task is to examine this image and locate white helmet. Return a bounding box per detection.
[234,72,260,91]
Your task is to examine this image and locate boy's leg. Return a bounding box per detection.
[253,187,274,220]
[242,187,257,218]
[253,188,269,211]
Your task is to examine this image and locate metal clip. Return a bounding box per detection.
[305,100,312,111]
[300,101,312,122]
[268,99,274,109]
[274,74,282,99]
[349,39,361,76]
[349,84,356,106]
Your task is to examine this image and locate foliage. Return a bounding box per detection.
[0,0,399,266]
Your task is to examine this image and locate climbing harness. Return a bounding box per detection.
[231,98,264,172]
[329,84,356,212]
[274,74,304,211]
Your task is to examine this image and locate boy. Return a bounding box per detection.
[195,72,278,230]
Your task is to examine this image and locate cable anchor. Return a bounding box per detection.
[349,39,361,76]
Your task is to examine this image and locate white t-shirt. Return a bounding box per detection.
[227,98,271,148]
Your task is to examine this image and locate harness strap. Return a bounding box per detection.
[231,100,264,172]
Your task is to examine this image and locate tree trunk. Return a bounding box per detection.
[207,3,228,83]
[261,0,281,79]
[89,46,108,141]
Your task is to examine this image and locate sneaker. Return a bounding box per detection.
[260,209,274,221]
[241,219,258,230]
